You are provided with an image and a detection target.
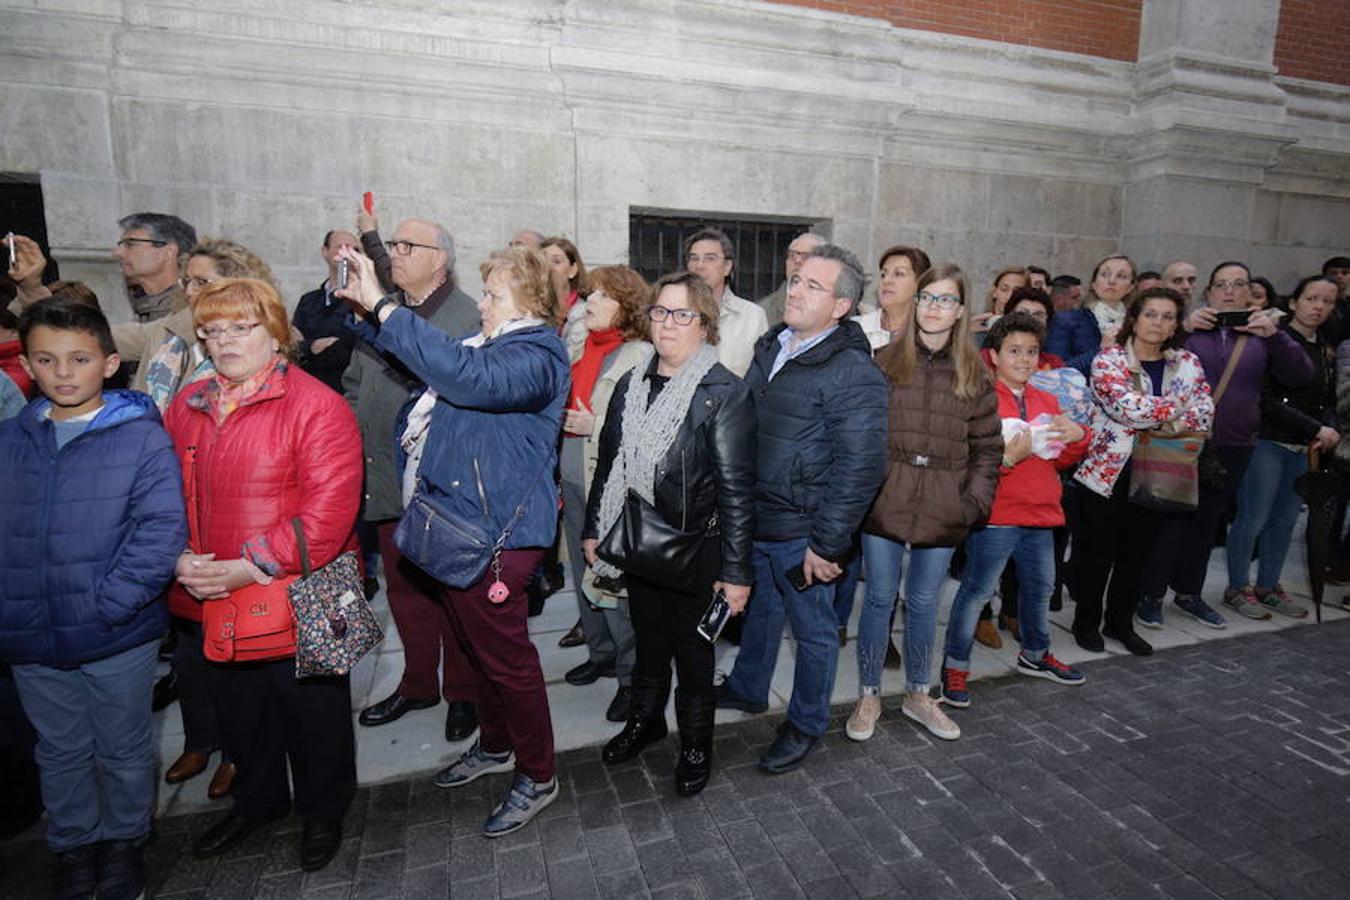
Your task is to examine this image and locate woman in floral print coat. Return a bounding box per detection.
[1071,287,1214,656]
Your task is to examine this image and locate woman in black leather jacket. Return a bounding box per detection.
[582,271,755,797]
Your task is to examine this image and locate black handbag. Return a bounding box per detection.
[394,460,550,590]
[596,490,719,590]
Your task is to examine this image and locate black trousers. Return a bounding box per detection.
[626,574,716,705]
[171,617,223,755]
[207,658,355,824]
[1143,446,1254,599]
[1072,473,1170,634]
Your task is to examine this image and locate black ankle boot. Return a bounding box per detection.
[673,689,715,797]
[601,675,670,765]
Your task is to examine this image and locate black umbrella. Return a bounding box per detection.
[1294,448,1349,623]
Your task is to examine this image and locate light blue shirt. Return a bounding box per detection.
[769,325,838,380]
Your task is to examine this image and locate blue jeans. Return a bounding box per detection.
[724,538,840,737]
[943,527,1053,670]
[857,533,954,694]
[832,552,863,628]
[13,639,159,851]
[1226,439,1308,590]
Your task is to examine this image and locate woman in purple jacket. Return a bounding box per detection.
[1137,261,1314,630]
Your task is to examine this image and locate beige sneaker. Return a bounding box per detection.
[845,696,882,742]
[901,692,960,741]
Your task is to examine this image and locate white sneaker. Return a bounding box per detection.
[901,692,960,741]
[845,696,882,742]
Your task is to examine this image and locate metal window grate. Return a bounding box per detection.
[628,211,818,301]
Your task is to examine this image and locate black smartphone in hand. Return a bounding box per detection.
[697,589,732,643]
[1214,309,1252,328]
[786,563,809,592]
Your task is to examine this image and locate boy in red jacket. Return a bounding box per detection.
[939,313,1091,708]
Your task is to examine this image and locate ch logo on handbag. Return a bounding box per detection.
[249,600,270,617]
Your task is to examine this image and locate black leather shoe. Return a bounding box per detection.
[299,820,343,872]
[1102,626,1154,656]
[152,668,179,712]
[606,686,633,723]
[445,701,478,742]
[565,659,616,686]
[602,717,668,764]
[757,721,818,775]
[358,692,438,727]
[1073,628,1105,653]
[675,743,712,797]
[715,683,767,714]
[194,812,282,858]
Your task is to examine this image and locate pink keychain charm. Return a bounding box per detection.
[488,580,510,604]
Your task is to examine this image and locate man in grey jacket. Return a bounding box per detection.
[344,215,482,742]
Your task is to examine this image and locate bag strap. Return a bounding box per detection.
[1211,334,1249,407]
[291,517,313,578]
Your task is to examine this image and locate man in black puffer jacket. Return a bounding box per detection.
[718,244,888,773]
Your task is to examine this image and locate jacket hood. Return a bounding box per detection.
[21,389,162,439]
[755,319,873,367]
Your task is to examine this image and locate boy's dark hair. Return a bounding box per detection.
[1137,270,1161,281]
[1005,286,1054,324]
[18,297,117,356]
[1321,256,1350,274]
[987,311,1045,351]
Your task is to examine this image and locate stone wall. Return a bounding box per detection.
[1,0,1348,322]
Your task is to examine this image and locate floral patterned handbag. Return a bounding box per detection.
[287,519,383,678]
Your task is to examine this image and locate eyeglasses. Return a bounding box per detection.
[196,322,263,341]
[180,275,216,291]
[1211,279,1250,292]
[116,238,167,249]
[647,306,701,326]
[384,239,439,256]
[916,292,962,310]
[686,253,725,265]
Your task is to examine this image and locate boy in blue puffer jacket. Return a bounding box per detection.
[0,298,186,900]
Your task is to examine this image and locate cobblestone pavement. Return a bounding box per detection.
[6,622,1350,899]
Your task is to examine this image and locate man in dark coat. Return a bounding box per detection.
[293,230,361,393]
[717,244,888,773]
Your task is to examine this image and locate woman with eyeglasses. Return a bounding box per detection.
[849,264,1000,743]
[339,245,569,837]
[1137,262,1314,631]
[163,278,362,870]
[582,271,755,797]
[111,239,280,412]
[1224,275,1339,621]
[557,266,652,723]
[1046,255,1137,376]
[1071,288,1212,654]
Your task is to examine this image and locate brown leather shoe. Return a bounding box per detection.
[165,751,210,784]
[974,619,1002,650]
[207,762,237,800]
[558,620,585,648]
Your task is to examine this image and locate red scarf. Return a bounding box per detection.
[568,328,623,431]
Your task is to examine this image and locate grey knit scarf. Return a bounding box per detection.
[592,342,719,579]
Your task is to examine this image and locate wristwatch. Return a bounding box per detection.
[371,294,398,322]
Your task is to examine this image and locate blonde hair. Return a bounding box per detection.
[192,278,295,359]
[480,247,561,327]
[189,239,281,297]
[879,263,986,402]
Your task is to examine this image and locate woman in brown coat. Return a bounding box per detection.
[848,264,1002,744]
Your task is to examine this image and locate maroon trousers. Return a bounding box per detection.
[376,521,474,703]
[441,548,555,783]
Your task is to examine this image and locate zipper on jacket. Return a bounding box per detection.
[473,457,492,520]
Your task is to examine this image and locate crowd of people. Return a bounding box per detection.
[1,207,1348,900]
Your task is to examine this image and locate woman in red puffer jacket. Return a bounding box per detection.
[163,277,361,873]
